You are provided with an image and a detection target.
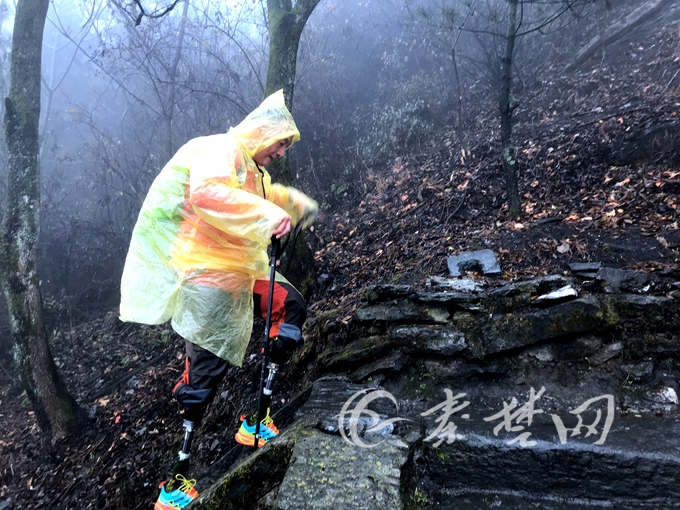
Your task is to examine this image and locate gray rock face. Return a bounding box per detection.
[570,262,602,273]
[355,300,449,324]
[596,267,652,293]
[447,249,502,276]
[413,417,680,506]
[193,267,680,510]
[361,284,413,303]
[532,285,578,305]
[427,276,486,292]
[317,336,391,370]
[589,341,624,366]
[293,377,405,436]
[621,361,655,383]
[275,429,408,510]
[391,325,468,355]
[478,297,604,357]
[350,351,406,383]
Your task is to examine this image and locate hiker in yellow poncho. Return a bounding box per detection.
[119,90,317,509]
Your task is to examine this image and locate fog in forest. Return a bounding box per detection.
[0,0,655,348]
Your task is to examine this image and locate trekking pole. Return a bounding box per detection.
[253,236,280,448]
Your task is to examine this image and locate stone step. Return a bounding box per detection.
[191,377,680,509]
[414,417,680,508]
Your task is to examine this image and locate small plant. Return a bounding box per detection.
[160,328,171,344]
[413,487,430,506]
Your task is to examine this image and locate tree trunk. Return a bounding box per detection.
[264,0,320,185]
[162,0,190,163]
[0,0,82,441]
[499,0,521,218]
[265,0,320,297]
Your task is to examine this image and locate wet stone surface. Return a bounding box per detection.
[274,428,408,510]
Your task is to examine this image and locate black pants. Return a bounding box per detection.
[172,277,306,424]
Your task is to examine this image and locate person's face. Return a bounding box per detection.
[252,137,293,166]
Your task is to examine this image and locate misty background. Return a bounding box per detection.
[0,0,636,351]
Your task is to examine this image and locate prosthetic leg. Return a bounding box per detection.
[253,237,281,448]
[167,419,195,486]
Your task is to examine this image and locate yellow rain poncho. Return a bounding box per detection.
[119,90,318,366]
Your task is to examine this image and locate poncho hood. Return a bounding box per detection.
[231,89,301,159]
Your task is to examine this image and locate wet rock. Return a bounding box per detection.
[570,262,602,277]
[350,351,406,383]
[355,300,449,325]
[533,274,576,293]
[317,273,332,288]
[639,333,680,354]
[447,249,502,277]
[532,285,578,306]
[191,426,298,510]
[422,359,485,380]
[391,325,468,356]
[410,417,680,506]
[589,341,624,366]
[412,291,482,308]
[659,387,679,405]
[275,429,408,510]
[317,336,391,371]
[621,361,655,384]
[606,294,680,332]
[523,345,555,362]
[551,335,603,363]
[477,297,604,357]
[596,268,652,293]
[487,283,535,312]
[426,276,486,292]
[294,377,399,434]
[577,334,603,353]
[305,308,342,336]
[361,284,413,303]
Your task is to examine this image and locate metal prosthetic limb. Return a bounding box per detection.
[264,362,279,396]
[179,419,195,460]
[254,237,281,448]
[168,419,196,484]
[256,362,279,417]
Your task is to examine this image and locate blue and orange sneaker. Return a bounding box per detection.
[154,474,198,510]
[234,409,279,447]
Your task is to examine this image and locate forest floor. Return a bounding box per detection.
[2,12,680,510]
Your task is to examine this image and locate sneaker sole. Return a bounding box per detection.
[235,430,268,447]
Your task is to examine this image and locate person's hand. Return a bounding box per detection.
[273,214,292,239]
